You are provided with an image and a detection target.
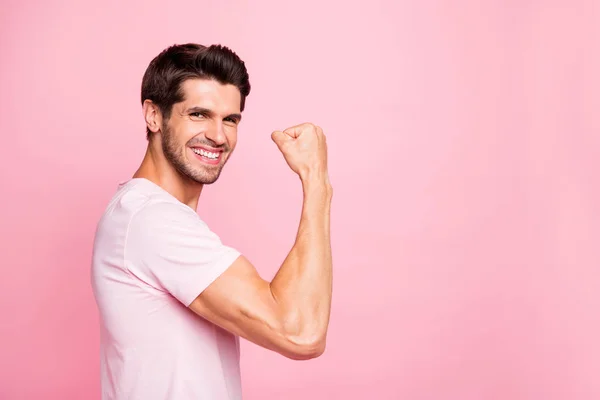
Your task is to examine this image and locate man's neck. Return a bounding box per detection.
[133,146,203,210]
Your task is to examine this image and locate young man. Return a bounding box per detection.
[91,43,333,400]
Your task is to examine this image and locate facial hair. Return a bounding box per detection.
[161,122,228,185]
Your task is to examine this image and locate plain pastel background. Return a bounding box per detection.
[1,0,599,399]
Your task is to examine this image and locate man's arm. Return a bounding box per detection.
[188,123,333,360]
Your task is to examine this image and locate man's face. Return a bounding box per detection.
[160,78,242,185]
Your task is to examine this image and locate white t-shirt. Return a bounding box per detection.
[91,178,242,400]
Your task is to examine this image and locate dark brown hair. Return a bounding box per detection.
[141,43,251,138]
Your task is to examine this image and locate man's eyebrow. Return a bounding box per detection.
[185,107,242,121]
[185,106,214,116]
[227,113,242,122]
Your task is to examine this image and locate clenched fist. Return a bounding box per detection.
[271,123,329,184]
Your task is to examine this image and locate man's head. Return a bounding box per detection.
[141,43,251,185]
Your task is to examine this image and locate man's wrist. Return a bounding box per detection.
[300,171,333,199]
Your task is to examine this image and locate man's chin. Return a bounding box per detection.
[198,178,219,185]
[191,170,222,185]
[181,159,227,185]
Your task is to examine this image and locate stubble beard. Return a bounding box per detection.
[161,123,227,185]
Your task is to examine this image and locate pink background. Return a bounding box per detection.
[1,0,599,399]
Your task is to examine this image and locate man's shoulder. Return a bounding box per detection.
[98,178,198,232]
[124,181,199,227]
[131,198,199,228]
[125,192,216,256]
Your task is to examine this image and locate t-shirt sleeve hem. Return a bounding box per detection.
[179,249,242,307]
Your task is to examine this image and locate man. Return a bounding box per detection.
[91,43,333,400]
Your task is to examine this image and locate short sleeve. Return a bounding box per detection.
[125,200,241,306]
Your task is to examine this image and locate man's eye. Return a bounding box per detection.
[190,112,204,118]
[224,117,238,124]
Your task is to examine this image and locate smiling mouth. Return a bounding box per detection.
[191,147,222,164]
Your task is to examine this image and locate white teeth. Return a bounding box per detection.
[192,148,219,159]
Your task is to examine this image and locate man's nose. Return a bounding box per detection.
[204,122,226,146]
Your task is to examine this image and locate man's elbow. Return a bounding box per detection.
[282,334,327,360]
[271,308,329,360]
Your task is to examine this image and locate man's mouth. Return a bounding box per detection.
[191,147,222,165]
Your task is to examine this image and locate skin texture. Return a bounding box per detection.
[134,78,333,360]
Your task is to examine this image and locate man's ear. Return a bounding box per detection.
[143,100,163,134]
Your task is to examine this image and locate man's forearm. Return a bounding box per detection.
[269,176,333,349]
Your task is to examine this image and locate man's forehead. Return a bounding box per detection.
[180,78,241,107]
